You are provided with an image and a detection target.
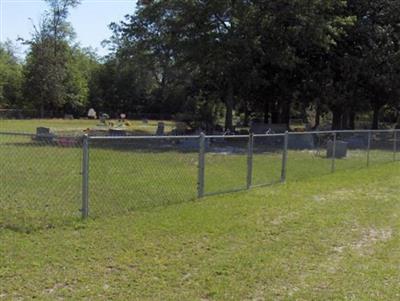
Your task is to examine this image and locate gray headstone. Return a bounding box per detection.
[35,127,54,142]
[36,127,50,135]
[156,122,165,136]
[99,114,108,124]
[327,140,348,158]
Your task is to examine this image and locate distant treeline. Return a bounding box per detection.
[1,0,400,130]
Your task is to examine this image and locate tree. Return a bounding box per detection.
[110,0,353,129]
[22,0,87,116]
[0,41,22,108]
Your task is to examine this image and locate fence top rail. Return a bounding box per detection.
[205,134,251,139]
[288,129,400,135]
[253,133,285,137]
[89,133,286,140]
[89,135,201,140]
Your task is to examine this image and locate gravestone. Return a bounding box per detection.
[156,122,165,136]
[88,108,96,119]
[327,140,348,158]
[35,127,54,142]
[37,127,50,135]
[99,113,109,124]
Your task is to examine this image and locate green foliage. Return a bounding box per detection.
[96,0,399,129]
[22,0,95,115]
[5,0,400,127]
[0,41,22,107]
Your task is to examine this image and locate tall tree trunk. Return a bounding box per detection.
[224,81,234,131]
[372,106,380,129]
[331,108,342,130]
[263,99,270,124]
[282,100,291,127]
[40,104,44,119]
[270,100,280,124]
[244,102,250,126]
[349,110,356,130]
[342,111,349,129]
[314,100,321,129]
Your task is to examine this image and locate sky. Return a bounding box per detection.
[0,0,137,57]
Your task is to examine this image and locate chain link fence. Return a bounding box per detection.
[0,132,82,230]
[0,129,399,230]
[88,136,198,217]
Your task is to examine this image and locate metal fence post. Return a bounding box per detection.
[367,130,372,167]
[393,130,397,161]
[331,132,337,173]
[281,131,289,183]
[197,133,206,198]
[247,133,254,189]
[82,134,90,219]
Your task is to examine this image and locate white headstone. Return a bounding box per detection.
[88,108,97,119]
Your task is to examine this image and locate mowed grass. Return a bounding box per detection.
[0,132,398,231]
[0,118,177,135]
[1,163,400,300]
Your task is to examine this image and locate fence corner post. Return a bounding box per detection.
[367,130,372,167]
[281,131,289,183]
[331,132,337,173]
[247,133,254,189]
[82,134,90,219]
[393,129,397,162]
[197,132,206,198]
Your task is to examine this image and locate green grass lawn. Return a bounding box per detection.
[1,163,400,300]
[0,118,177,135]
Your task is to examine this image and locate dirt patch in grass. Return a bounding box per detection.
[352,227,392,255]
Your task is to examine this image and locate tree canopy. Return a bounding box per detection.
[4,0,400,129]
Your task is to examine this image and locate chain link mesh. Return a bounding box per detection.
[88,137,198,217]
[1,129,399,228]
[204,136,248,195]
[286,132,332,181]
[334,131,369,171]
[0,132,82,230]
[369,131,396,165]
[253,134,284,186]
